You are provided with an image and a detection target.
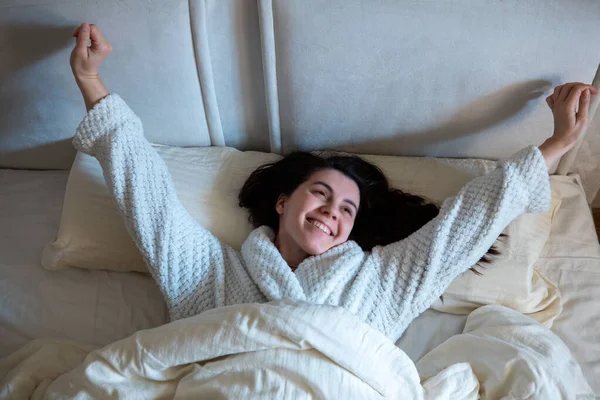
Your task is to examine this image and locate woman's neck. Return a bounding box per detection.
[274,229,308,269]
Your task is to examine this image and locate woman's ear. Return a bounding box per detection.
[276,194,287,215]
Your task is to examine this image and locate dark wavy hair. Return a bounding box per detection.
[238,151,503,272]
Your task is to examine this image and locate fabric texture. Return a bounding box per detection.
[431,190,563,327]
[45,108,560,326]
[416,304,594,399]
[3,1,600,172]
[536,175,600,393]
[43,145,561,337]
[0,301,593,400]
[44,146,495,274]
[1,0,212,169]
[65,93,551,341]
[0,301,425,399]
[258,0,600,162]
[2,168,598,394]
[0,169,168,360]
[42,147,280,272]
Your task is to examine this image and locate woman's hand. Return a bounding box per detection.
[70,22,111,112]
[546,82,598,148]
[539,82,598,169]
[70,22,112,81]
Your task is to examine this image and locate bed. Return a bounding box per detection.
[1,155,599,396]
[1,0,600,398]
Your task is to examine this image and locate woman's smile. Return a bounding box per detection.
[306,218,333,236]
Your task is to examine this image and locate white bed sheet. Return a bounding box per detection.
[0,170,168,357]
[536,175,600,393]
[0,169,598,395]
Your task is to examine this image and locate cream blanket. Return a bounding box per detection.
[0,301,593,399]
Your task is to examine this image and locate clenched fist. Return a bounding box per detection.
[545,82,598,149]
[70,22,112,81]
[538,82,598,169]
[70,22,111,111]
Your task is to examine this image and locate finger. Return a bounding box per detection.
[565,85,590,115]
[89,24,110,50]
[552,85,566,105]
[559,82,583,102]
[89,24,103,42]
[577,89,591,122]
[75,23,90,50]
[546,96,554,110]
[553,85,562,102]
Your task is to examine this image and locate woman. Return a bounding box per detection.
[70,23,596,342]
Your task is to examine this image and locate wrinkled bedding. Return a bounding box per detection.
[0,301,593,399]
[1,170,600,398]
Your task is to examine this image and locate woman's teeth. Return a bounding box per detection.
[309,219,331,235]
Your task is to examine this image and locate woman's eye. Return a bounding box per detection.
[315,190,326,197]
[344,208,352,215]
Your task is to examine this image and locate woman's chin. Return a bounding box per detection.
[302,237,331,256]
[300,225,334,255]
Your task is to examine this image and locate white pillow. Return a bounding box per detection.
[42,146,279,273]
[43,146,560,322]
[431,194,562,326]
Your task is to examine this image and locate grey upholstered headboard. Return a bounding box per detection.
[1,0,599,195]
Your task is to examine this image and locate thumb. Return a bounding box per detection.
[75,23,91,50]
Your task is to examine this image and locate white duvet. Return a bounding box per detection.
[0,301,594,399]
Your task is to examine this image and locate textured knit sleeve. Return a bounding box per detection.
[73,93,237,319]
[360,146,551,338]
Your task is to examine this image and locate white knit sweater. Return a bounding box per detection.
[73,94,551,341]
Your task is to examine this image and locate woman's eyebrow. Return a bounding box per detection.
[312,181,358,212]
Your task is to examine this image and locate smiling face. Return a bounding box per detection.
[275,168,361,265]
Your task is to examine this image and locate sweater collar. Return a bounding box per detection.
[242,226,306,301]
[241,226,363,301]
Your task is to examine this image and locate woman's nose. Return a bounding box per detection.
[322,207,338,220]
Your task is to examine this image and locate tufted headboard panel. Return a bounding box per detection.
[1,0,599,196]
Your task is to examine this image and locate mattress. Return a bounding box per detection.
[0,168,598,394]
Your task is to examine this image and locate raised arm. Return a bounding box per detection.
[70,23,237,319]
[359,82,597,338]
[368,146,550,322]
